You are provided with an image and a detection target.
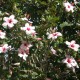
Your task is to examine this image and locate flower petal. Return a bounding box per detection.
[65,41,70,45]
[66,63,72,68]
[13,19,18,24]
[48,34,53,39]
[7,23,14,28]
[71,40,76,44]
[2,22,8,27]
[25,23,30,27]
[3,17,9,22]
[18,53,23,57]
[9,15,15,19]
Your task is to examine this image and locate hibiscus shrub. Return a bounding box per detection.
[0,0,80,80]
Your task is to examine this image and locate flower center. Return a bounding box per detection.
[24,43,27,46]
[68,5,70,8]
[2,48,6,52]
[53,33,57,36]
[27,27,30,31]
[67,58,71,63]
[8,19,12,23]
[21,51,24,54]
[71,44,74,48]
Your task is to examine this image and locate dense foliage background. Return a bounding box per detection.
[0,0,80,80]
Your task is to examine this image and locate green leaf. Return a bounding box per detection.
[60,21,73,28]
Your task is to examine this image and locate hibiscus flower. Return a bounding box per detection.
[2,15,18,28]
[18,41,32,60]
[65,40,79,51]
[63,1,74,12]
[62,56,79,72]
[18,48,28,61]
[47,32,62,40]
[50,46,57,56]
[21,23,36,35]
[0,30,6,39]
[0,44,10,53]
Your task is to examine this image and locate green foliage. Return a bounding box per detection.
[0,0,80,80]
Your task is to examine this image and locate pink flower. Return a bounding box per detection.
[65,40,79,51]
[18,48,28,61]
[18,41,32,60]
[2,15,18,28]
[47,32,62,40]
[21,23,36,35]
[50,46,57,56]
[63,1,74,12]
[0,30,6,39]
[36,38,42,41]
[0,44,10,53]
[20,41,32,51]
[62,56,79,72]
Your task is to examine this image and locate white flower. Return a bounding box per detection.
[2,15,18,28]
[63,1,74,12]
[47,32,62,40]
[21,17,33,24]
[18,53,28,61]
[18,41,32,60]
[21,23,36,35]
[18,49,28,60]
[0,30,6,39]
[65,40,79,51]
[62,56,79,72]
[74,0,78,5]
[20,41,32,51]
[0,44,9,53]
[50,46,57,56]
[21,17,28,21]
